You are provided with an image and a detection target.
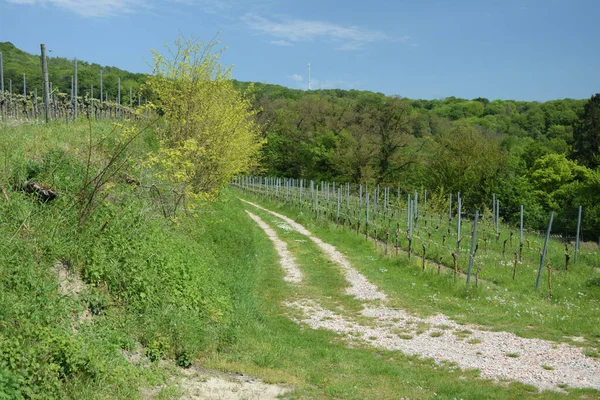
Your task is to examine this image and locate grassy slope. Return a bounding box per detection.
[0,121,260,398]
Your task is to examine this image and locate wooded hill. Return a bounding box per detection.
[0,42,147,104]
[1,42,598,238]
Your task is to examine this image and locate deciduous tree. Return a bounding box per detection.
[572,93,600,169]
[146,35,263,202]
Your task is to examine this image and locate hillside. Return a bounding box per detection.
[0,43,600,238]
[1,42,598,235]
[1,39,600,399]
[0,42,147,104]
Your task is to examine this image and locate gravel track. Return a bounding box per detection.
[242,199,385,301]
[245,210,303,283]
[243,199,600,392]
[287,299,600,391]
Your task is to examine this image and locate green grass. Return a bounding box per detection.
[235,190,600,354]
[0,120,246,398]
[202,194,598,399]
[2,120,599,398]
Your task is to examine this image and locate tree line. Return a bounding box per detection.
[242,83,599,239]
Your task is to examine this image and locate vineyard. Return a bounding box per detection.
[234,176,600,298]
[0,45,147,122]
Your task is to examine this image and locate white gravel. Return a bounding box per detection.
[242,199,386,301]
[287,299,600,392]
[245,210,303,283]
[178,368,291,400]
[243,199,600,392]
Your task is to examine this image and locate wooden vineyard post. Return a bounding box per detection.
[536,212,554,291]
[448,193,453,222]
[337,186,341,225]
[40,43,50,123]
[9,79,14,118]
[373,186,378,220]
[346,183,350,209]
[365,190,369,241]
[565,244,570,271]
[395,222,399,255]
[0,51,4,119]
[414,190,419,227]
[424,189,427,218]
[547,263,553,297]
[574,205,582,264]
[456,193,462,252]
[23,73,27,119]
[359,184,362,208]
[492,193,496,228]
[422,244,426,270]
[512,252,518,280]
[466,210,479,284]
[90,85,94,119]
[34,88,38,119]
[495,199,500,240]
[74,58,78,121]
[452,252,458,281]
[117,77,121,118]
[386,232,390,255]
[407,197,413,258]
[519,205,524,261]
[100,69,103,117]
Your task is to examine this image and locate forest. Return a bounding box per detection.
[242,83,600,238]
[1,41,599,238]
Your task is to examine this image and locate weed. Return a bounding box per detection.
[583,349,600,358]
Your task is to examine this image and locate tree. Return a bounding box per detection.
[145,35,263,202]
[572,93,600,169]
[426,124,506,209]
[355,95,417,184]
[529,153,592,210]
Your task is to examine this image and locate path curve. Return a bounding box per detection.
[242,199,386,301]
[242,199,600,392]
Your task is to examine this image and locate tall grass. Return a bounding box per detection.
[0,120,260,398]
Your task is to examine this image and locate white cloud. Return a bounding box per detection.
[242,13,406,50]
[4,0,146,17]
[270,39,292,46]
[290,74,303,82]
[167,0,230,13]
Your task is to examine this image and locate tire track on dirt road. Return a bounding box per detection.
[243,199,600,392]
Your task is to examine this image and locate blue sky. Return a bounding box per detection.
[1,0,598,101]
